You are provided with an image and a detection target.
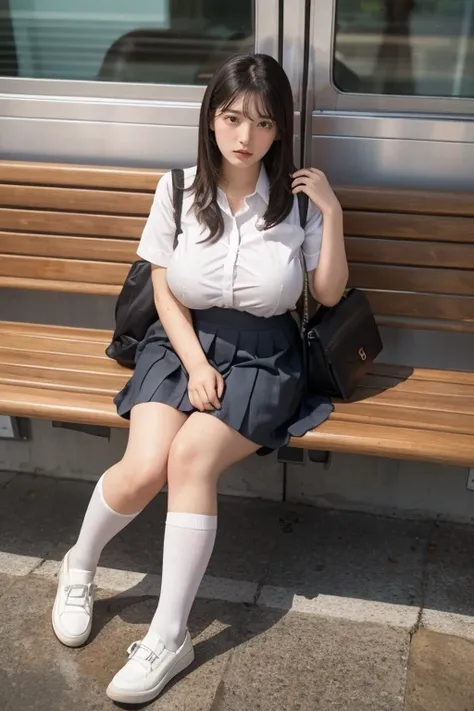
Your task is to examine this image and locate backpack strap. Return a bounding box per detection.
[171,168,185,249]
[297,191,308,229]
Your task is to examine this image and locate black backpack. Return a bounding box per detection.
[105,168,184,368]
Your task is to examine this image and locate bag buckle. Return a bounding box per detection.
[358,347,367,362]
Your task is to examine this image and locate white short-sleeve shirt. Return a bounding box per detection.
[137,165,323,318]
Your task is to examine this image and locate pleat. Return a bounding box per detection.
[197,328,218,358]
[216,362,259,433]
[256,329,275,360]
[114,307,333,446]
[211,327,240,371]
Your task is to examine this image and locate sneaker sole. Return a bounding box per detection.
[106,646,195,704]
[51,596,92,648]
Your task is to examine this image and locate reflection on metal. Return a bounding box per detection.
[281,0,306,166]
[310,134,474,190]
[282,0,306,111]
[255,0,280,57]
[454,0,474,97]
[311,0,474,115]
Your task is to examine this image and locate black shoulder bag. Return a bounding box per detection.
[298,193,383,400]
[105,168,184,368]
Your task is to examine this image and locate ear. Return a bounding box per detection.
[210,117,215,131]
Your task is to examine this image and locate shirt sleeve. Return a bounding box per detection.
[302,200,323,271]
[136,171,176,267]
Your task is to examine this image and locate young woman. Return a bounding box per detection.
[52,53,348,704]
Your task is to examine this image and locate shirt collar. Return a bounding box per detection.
[216,163,270,212]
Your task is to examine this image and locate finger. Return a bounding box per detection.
[216,374,224,399]
[204,382,221,410]
[187,388,197,411]
[292,168,315,179]
[192,388,206,412]
[198,385,215,411]
[292,185,308,195]
[291,178,309,190]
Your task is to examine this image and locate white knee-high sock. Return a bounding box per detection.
[143,512,218,652]
[68,475,140,574]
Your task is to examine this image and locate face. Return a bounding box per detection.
[211,93,278,169]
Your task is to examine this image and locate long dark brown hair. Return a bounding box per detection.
[190,53,295,241]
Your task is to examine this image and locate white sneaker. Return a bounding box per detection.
[106,632,195,704]
[52,550,95,647]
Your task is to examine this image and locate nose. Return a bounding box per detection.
[238,122,252,148]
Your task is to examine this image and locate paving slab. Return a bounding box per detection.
[405,629,474,711]
[207,606,409,711]
[0,572,16,598]
[422,521,474,639]
[260,506,430,626]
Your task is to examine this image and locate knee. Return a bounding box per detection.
[167,433,215,486]
[119,451,168,498]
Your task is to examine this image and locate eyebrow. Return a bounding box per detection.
[224,109,273,121]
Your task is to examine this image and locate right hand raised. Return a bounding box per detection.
[187,361,224,412]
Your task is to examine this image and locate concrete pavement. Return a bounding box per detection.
[1,471,474,710]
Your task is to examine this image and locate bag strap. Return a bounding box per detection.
[297,192,310,336]
[171,168,185,249]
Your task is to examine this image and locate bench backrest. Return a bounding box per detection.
[1,160,473,333]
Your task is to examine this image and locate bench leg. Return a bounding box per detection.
[467,468,474,491]
[277,446,331,466]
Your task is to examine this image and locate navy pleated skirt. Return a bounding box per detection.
[114,307,333,452]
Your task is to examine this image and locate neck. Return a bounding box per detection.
[220,159,261,195]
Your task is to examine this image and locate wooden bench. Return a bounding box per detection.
[0,160,473,468]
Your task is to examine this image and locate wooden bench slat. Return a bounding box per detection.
[0,321,112,341]
[0,382,125,428]
[332,401,474,436]
[346,237,474,270]
[336,186,474,217]
[367,290,474,323]
[344,212,474,242]
[0,208,145,238]
[291,419,474,467]
[370,363,474,385]
[0,185,153,216]
[359,373,474,398]
[0,276,120,295]
[0,334,109,357]
[0,348,123,374]
[0,232,137,262]
[352,386,474,416]
[0,367,126,396]
[0,254,129,285]
[0,161,163,191]
[350,263,474,297]
[376,315,474,334]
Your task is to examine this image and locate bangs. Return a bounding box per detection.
[218,88,277,123]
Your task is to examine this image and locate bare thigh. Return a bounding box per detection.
[103,402,188,513]
[167,412,261,514]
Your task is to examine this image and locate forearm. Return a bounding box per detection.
[310,205,348,307]
[152,267,207,373]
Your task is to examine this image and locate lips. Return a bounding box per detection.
[234,150,253,157]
